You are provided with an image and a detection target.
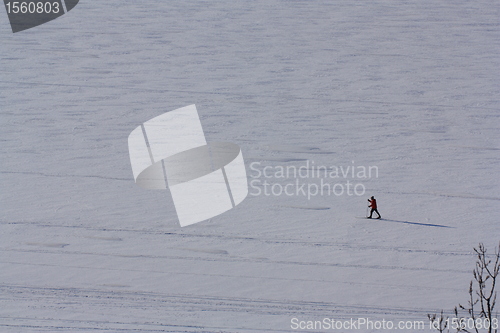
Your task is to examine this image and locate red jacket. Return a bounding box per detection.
[369,199,377,209]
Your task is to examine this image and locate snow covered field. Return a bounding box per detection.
[1,0,499,332]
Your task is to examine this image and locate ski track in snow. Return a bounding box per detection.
[0,220,476,257]
[2,0,499,331]
[0,284,445,332]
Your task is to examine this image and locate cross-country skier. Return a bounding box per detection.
[367,196,381,219]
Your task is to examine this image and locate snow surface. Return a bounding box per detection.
[1,0,499,332]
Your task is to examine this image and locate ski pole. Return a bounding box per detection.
[366,205,370,218]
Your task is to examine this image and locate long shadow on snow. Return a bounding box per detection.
[379,218,453,228]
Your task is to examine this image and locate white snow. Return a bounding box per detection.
[1,0,499,332]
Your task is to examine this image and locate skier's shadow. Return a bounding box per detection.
[381,219,454,228]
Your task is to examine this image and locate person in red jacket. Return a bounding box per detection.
[367,196,381,219]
